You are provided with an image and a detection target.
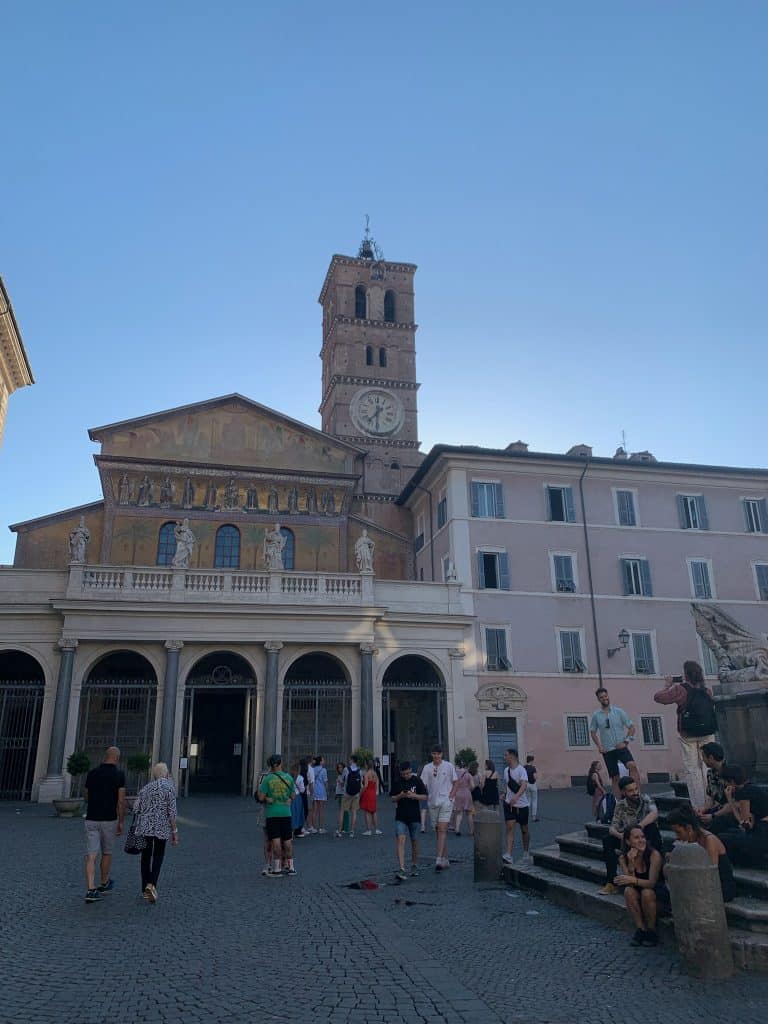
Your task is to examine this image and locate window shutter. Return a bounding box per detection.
[486,628,499,667]
[564,487,576,522]
[470,484,480,518]
[640,559,653,597]
[560,631,574,670]
[744,500,755,533]
[546,487,554,521]
[618,490,636,526]
[698,497,709,531]
[620,559,632,596]
[497,552,510,590]
[476,551,486,589]
[633,634,654,673]
[677,495,689,529]
[760,499,768,532]
[572,631,583,664]
[497,630,508,665]
[757,565,768,599]
[493,482,505,519]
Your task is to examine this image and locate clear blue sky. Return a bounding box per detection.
[1,2,766,564]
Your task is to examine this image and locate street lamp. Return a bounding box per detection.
[607,628,630,658]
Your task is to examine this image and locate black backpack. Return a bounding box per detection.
[680,684,717,737]
[345,767,362,796]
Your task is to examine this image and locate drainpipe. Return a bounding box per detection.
[579,455,604,687]
[412,482,435,581]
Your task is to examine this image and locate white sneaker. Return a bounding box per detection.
[362,830,372,836]
[502,853,514,864]
[318,828,327,834]
[441,857,450,868]
[375,829,383,835]
[521,853,533,866]
[348,831,355,838]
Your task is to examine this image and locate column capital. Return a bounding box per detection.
[58,637,78,652]
[448,647,465,660]
[164,639,184,652]
[359,642,377,656]
[264,641,284,653]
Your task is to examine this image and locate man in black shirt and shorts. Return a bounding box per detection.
[390,761,427,881]
[83,746,126,903]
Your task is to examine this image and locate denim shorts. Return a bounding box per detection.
[395,820,420,840]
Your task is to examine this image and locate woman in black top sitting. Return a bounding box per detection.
[718,765,768,868]
[615,825,664,947]
[474,759,499,808]
[667,804,736,902]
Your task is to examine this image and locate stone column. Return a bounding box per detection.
[159,640,184,766]
[360,643,375,752]
[263,641,283,760]
[38,638,78,802]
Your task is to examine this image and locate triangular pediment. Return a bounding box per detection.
[89,394,363,473]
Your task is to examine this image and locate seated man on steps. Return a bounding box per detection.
[695,742,736,835]
[599,777,661,896]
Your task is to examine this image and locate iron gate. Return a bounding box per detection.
[382,680,446,780]
[181,683,257,797]
[282,680,351,771]
[76,679,157,793]
[0,681,44,800]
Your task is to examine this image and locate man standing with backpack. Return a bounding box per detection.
[336,755,362,837]
[654,660,717,809]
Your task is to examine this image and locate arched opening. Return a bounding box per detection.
[378,347,387,367]
[282,653,350,776]
[382,655,447,778]
[0,650,45,800]
[280,527,295,570]
[76,651,157,794]
[182,652,257,796]
[214,525,241,568]
[355,285,367,319]
[156,522,177,565]
[365,344,373,366]
[384,290,395,322]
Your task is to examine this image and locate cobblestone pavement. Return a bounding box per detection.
[3,788,768,1024]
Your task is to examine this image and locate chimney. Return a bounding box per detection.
[506,441,529,452]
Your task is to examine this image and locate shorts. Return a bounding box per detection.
[503,803,530,826]
[395,820,420,840]
[602,746,635,779]
[85,819,117,856]
[428,801,453,826]
[341,794,360,814]
[265,816,293,842]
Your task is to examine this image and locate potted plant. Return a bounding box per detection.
[352,746,374,769]
[456,746,479,767]
[126,752,152,808]
[52,750,91,817]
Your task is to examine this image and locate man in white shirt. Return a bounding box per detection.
[420,746,458,872]
[502,748,532,866]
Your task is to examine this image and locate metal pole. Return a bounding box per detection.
[579,456,604,687]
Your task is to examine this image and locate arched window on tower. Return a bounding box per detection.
[379,347,387,367]
[280,527,295,570]
[366,345,373,366]
[384,290,395,322]
[355,286,367,319]
[156,522,177,566]
[214,525,241,568]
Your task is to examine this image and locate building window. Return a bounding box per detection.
[743,498,768,534]
[558,630,586,673]
[280,527,295,570]
[547,485,576,523]
[700,638,718,677]
[214,525,241,568]
[485,627,511,671]
[477,551,510,590]
[615,489,637,527]
[384,290,395,322]
[414,532,425,553]
[678,494,709,530]
[355,286,367,319]
[378,347,387,367]
[471,481,505,518]
[156,522,177,566]
[552,553,576,593]
[437,495,447,529]
[566,715,590,747]
[621,558,653,597]
[641,716,665,746]
[631,632,656,675]
[365,345,373,366]
[689,559,713,600]
[755,564,768,601]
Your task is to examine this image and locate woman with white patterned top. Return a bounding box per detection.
[133,763,178,903]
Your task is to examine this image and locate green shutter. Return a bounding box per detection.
[476,551,486,588]
[564,487,576,522]
[498,552,510,590]
[640,559,653,597]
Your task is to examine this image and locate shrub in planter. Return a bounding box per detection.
[456,746,478,768]
[52,751,91,817]
[352,746,374,768]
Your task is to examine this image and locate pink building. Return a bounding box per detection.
[401,443,768,787]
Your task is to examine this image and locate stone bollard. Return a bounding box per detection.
[473,806,503,883]
[666,841,734,979]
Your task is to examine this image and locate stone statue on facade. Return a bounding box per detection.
[118,474,131,504]
[246,484,259,510]
[137,475,152,506]
[287,486,298,514]
[205,482,217,508]
[172,518,196,568]
[263,522,286,570]
[354,529,375,572]
[224,477,239,509]
[693,602,768,684]
[268,487,279,514]
[182,477,194,508]
[68,517,90,563]
[445,558,458,582]
[321,489,335,515]
[160,477,173,506]
[305,488,318,514]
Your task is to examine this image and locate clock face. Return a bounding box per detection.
[351,388,404,436]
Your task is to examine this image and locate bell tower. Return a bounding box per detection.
[318,226,421,498]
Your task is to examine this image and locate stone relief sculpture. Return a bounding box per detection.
[268,487,279,514]
[118,474,130,504]
[205,482,217,508]
[246,484,259,511]
[68,517,90,563]
[287,486,298,514]
[693,602,768,684]
[172,518,196,568]
[160,477,173,505]
[137,475,153,506]
[263,522,286,570]
[224,477,239,509]
[305,488,318,514]
[182,477,195,508]
[354,529,375,572]
[445,558,458,582]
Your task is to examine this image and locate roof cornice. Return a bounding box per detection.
[0,276,34,389]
